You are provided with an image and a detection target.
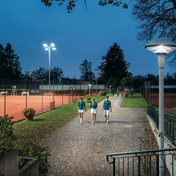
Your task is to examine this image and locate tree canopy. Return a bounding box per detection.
[79,59,95,81]
[41,0,130,13]
[98,43,130,84]
[0,43,22,79]
[29,67,63,81]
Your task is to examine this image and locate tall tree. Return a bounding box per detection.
[79,59,95,81]
[0,43,22,79]
[98,43,130,83]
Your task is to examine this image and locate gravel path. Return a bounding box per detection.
[39,95,149,176]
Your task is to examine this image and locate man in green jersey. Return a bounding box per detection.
[103,96,112,124]
[78,98,86,124]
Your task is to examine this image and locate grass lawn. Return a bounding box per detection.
[13,95,106,148]
[121,93,147,108]
[164,110,176,117]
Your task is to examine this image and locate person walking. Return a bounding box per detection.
[103,96,112,124]
[78,98,86,124]
[112,88,115,96]
[89,98,98,124]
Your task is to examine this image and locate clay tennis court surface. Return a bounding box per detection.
[151,93,176,109]
[0,95,82,121]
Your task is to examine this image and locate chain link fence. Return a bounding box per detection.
[0,79,106,121]
[140,80,176,109]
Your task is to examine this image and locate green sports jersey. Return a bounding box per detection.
[90,102,97,109]
[104,100,111,110]
[78,101,85,110]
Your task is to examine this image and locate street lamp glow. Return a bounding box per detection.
[145,38,176,176]
[50,43,55,48]
[43,43,56,95]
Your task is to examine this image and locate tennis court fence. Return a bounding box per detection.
[0,79,106,121]
[140,80,176,109]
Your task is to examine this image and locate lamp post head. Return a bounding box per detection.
[109,85,111,87]
[145,38,176,68]
[145,38,176,54]
[88,84,92,87]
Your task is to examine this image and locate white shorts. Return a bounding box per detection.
[91,109,97,114]
[104,110,110,115]
[78,109,84,113]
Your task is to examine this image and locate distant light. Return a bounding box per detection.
[51,43,55,48]
[88,84,92,87]
[52,48,56,50]
[45,48,49,50]
[43,44,48,47]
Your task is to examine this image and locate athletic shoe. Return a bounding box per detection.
[92,121,94,124]
[106,121,109,124]
[94,118,96,122]
[80,121,83,124]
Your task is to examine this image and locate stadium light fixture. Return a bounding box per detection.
[145,38,176,176]
[88,84,92,96]
[43,43,56,95]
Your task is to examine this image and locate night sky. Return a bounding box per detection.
[1,0,175,79]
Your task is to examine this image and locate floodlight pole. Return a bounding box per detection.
[43,43,56,96]
[145,38,176,176]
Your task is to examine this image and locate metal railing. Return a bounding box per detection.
[147,105,176,145]
[107,148,176,176]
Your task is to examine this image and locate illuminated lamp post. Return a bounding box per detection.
[145,38,176,176]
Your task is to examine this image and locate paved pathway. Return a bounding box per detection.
[39,95,149,176]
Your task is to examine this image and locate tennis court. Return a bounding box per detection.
[0,94,82,121]
[151,93,176,109]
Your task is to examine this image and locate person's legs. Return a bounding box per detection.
[91,112,94,123]
[106,110,110,124]
[94,113,96,121]
[81,112,83,123]
[104,110,107,122]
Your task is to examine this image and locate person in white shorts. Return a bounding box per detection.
[78,98,86,124]
[89,98,98,124]
[103,96,112,124]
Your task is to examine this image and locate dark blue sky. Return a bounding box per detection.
[1,0,175,79]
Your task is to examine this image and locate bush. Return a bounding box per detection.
[86,94,92,100]
[18,144,51,172]
[123,90,129,96]
[99,90,107,96]
[22,108,36,117]
[0,115,16,155]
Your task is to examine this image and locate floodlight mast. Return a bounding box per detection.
[145,38,176,176]
[43,43,56,95]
